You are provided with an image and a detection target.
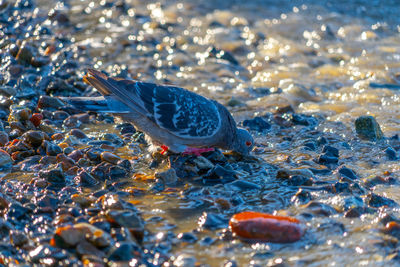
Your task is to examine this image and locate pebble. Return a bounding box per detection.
[69,129,87,139]
[155,168,179,185]
[22,130,46,147]
[336,165,358,180]
[355,115,384,141]
[243,116,271,132]
[198,212,229,230]
[0,149,12,168]
[100,152,121,165]
[385,147,398,160]
[203,164,237,184]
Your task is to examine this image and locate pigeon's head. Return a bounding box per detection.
[233,128,254,155]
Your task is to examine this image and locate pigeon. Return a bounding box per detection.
[61,69,254,156]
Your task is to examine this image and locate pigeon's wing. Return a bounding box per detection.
[84,69,221,139]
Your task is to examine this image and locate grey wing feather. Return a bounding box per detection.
[85,69,221,139]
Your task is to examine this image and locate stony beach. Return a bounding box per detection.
[1,0,400,266]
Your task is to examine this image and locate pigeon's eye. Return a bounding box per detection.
[246,141,252,147]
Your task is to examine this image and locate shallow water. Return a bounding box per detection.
[3,0,400,266]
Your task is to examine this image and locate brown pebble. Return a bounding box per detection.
[34,179,48,188]
[0,132,9,146]
[70,129,87,139]
[68,149,84,161]
[22,130,45,147]
[56,154,76,171]
[51,133,64,140]
[38,95,65,109]
[100,152,121,165]
[39,156,57,165]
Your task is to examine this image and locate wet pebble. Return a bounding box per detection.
[385,147,398,160]
[0,149,12,168]
[70,128,87,139]
[355,115,384,141]
[367,193,398,208]
[100,152,121,165]
[198,212,229,230]
[155,168,178,185]
[336,165,358,180]
[203,164,237,184]
[39,166,65,184]
[22,130,46,147]
[243,116,271,132]
[107,241,140,262]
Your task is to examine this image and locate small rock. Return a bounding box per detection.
[228,180,261,190]
[367,193,398,208]
[322,145,339,157]
[10,230,28,247]
[107,242,140,262]
[385,147,398,160]
[75,170,99,187]
[39,167,65,184]
[22,130,45,147]
[243,117,271,132]
[100,152,121,165]
[198,212,229,230]
[38,95,65,109]
[336,165,358,180]
[0,149,12,168]
[70,129,87,139]
[0,132,9,146]
[303,201,337,216]
[318,153,338,164]
[203,164,237,184]
[355,115,384,141]
[177,232,198,243]
[155,168,178,185]
[193,156,214,170]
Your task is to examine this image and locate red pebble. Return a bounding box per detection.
[30,113,43,127]
[229,211,304,243]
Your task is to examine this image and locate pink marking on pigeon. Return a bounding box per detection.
[182,147,215,156]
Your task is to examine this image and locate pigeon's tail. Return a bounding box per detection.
[59,96,130,113]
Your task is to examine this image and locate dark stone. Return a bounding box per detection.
[39,167,65,184]
[228,180,260,190]
[344,207,373,218]
[177,232,197,243]
[322,145,339,157]
[75,170,99,187]
[288,175,313,186]
[203,165,237,184]
[198,212,229,230]
[355,115,384,141]
[242,117,271,132]
[291,188,312,204]
[292,113,317,126]
[303,142,317,151]
[304,201,337,216]
[309,168,331,175]
[207,46,239,65]
[337,165,358,180]
[117,159,132,171]
[108,165,128,179]
[7,203,29,220]
[318,154,338,164]
[367,193,398,208]
[386,147,398,160]
[333,182,350,193]
[316,136,328,146]
[107,242,140,262]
